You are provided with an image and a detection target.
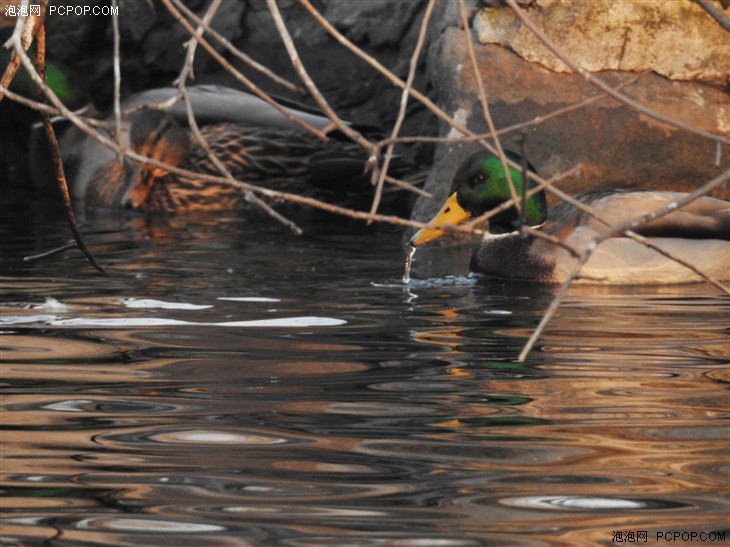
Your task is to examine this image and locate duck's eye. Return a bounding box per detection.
[469,173,487,188]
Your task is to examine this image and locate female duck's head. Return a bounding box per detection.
[85,110,191,209]
[122,110,190,208]
[411,150,547,246]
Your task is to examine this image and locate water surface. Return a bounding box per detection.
[1,207,728,545]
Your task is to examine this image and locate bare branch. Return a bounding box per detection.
[694,0,730,32]
[161,0,329,139]
[35,13,105,274]
[504,0,730,146]
[266,0,371,151]
[169,0,303,234]
[170,0,304,94]
[458,0,521,210]
[370,0,436,217]
[518,166,730,361]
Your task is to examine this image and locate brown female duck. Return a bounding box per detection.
[100,109,408,214]
[84,106,419,216]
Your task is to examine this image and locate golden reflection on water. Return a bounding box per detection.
[2,251,728,544]
[398,286,729,540]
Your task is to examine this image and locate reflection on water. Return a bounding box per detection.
[1,208,728,545]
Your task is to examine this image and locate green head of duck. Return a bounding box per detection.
[412,150,547,246]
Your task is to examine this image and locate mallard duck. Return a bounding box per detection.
[84,108,419,216]
[411,151,730,284]
[32,85,419,215]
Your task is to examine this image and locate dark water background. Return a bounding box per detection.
[1,205,728,546]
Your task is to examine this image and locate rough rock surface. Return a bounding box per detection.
[475,0,730,86]
[411,23,730,223]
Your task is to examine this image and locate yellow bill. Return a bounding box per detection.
[411,192,472,246]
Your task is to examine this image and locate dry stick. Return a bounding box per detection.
[173,0,303,234]
[116,147,487,237]
[265,0,372,155]
[162,0,328,140]
[33,15,105,274]
[694,0,730,32]
[24,242,78,262]
[458,0,521,211]
[0,0,38,101]
[6,31,123,154]
[504,0,730,146]
[297,0,554,204]
[0,85,111,129]
[0,50,22,102]
[299,0,528,209]
[383,174,432,198]
[0,83,56,110]
[378,71,646,149]
[298,0,493,153]
[169,0,421,221]
[127,2,428,208]
[370,0,436,217]
[170,0,303,94]
[517,167,730,362]
[111,0,124,163]
[269,0,432,213]
[184,91,305,235]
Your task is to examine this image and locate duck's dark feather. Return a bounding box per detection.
[136,123,418,214]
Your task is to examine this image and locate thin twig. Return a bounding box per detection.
[24,242,77,262]
[0,48,21,102]
[0,0,43,101]
[517,166,730,362]
[370,0,435,216]
[384,174,432,199]
[171,0,302,234]
[375,71,646,149]
[35,14,105,274]
[504,0,730,146]
[458,0,520,210]
[694,0,730,32]
[266,0,372,153]
[171,0,304,94]
[298,0,496,154]
[161,0,329,139]
[111,0,123,162]
[6,31,123,154]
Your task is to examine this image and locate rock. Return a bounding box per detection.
[117,1,157,43]
[475,0,730,86]
[324,0,424,48]
[412,25,730,224]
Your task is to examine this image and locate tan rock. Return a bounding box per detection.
[412,26,729,225]
[475,0,730,86]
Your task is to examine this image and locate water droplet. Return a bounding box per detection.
[402,245,416,284]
